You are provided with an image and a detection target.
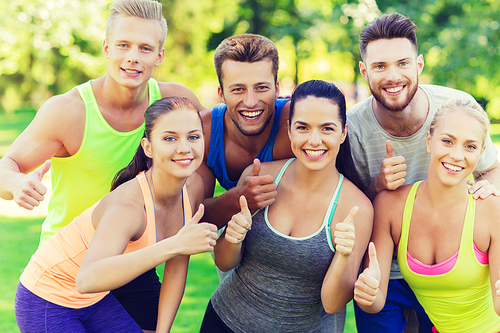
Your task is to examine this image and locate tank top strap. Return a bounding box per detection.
[138,171,157,243]
[325,174,344,252]
[273,158,295,185]
[147,78,161,106]
[398,181,422,262]
[460,192,476,256]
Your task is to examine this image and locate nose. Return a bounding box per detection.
[385,65,402,82]
[243,90,258,108]
[176,138,190,154]
[127,47,140,64]
[449,146,464,161]
[308,129,322,146]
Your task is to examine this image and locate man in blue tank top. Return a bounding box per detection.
[197,34,346,332]
[0,1,204,331]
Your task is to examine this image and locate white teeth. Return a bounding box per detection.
[176,159,192,165]
[386,86,403,93]
[241,111,263,118]
[305,150,325,157]
[124,69,140,73]
[443,163,463,172]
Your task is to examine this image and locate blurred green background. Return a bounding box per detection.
[2,0,500,331]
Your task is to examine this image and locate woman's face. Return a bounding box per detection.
[288,96,347,171]
[426,109,485,186]
[143,108,204,180]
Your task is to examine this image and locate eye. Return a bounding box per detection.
[118,44,128,48]
[466,144,477,150]
[256,85,270,91]
[164,136,176,142]
[188,134,201,141]
[399,61,409,67]
[322,126,335,132]
[141,46,152,52]
[231,87,243,93]
[442,139,452,145]
[295,125,307,131]
[374,64,384,70]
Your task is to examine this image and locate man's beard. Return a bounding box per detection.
[371,79,419,112]
[228,109,273,137]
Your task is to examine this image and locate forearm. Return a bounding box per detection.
[0,157,22,200]
[321,255,357,313]
[77,238,180,294]
[213,232,243,272]
[156,256,189,333]
[203,187,242,229]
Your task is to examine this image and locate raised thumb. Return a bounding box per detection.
[239,195,251,218]
[385,140,394,159]
[345,206,359,224]
[34,160,51,181]
[186,204,204,225]
[249,159,261,176]
[368,242,380,273]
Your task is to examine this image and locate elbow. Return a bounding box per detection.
[323,303,346,314]
[76,271,94,294]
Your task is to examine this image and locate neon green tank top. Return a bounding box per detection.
[39,78,161,246]
[397,182,500,333]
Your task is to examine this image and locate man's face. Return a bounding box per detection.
[103,16,164,89]
[360,38,424,112]
[218,60,279,137]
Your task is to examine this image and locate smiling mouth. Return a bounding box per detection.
[174,159,193,165]
[443,162,463,172]
[122,68,142,74]
[240,110,263,119]
[305,149,326,157]
[384,86,404,93]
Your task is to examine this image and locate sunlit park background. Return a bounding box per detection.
[1,0,500,331]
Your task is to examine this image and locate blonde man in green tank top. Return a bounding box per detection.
[0,1,203,331]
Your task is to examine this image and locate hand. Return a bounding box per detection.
[468,179,500,199]
[225,196,252,244]
[354,242,381,306]
[334,206,358,256]
[373,140,406,193]
[239,159,277,211]
[13,160,51,210]
[175,204,218,255]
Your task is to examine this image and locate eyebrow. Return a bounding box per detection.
[370,57,412,66]
[294,120,338,127]
[442,133,479,143]
[227,81,272,89]
[161,129,202,134]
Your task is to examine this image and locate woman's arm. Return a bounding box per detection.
[353,190,399,313]
[77,202,217,294]
[156,255,189,332]
[213,196,252,272]
[321,194,373,314]
[487,198,500,315]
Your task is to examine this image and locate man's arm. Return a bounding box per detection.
[0,92,83,209]
[200,159,277,229]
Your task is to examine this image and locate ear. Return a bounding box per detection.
[275,80,281,98]
[103,40,109,59]
[218,86,225,103]
[359,61,368,82]
[426,131,431,153]
[141,138,153,158]
[287,120,292,141]
[417,54,425,76]
[155,48,165,67]
[341,122,348,144]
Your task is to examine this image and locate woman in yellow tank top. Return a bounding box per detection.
[353,98,500,333]
[15,97,218,333]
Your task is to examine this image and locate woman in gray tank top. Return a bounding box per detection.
[200,80,373,333]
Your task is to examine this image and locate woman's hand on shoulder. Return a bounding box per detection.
[225,196,252,244]
[172,204,218,255]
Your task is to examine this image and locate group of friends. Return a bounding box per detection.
[1,0,500,332]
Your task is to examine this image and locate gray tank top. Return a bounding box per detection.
[211,158,344,332]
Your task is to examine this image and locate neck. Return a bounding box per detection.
[147,167,186,206]
[373,87,429,137]
[94,75,149,111]
[289,159,340,193]
[419,172,469,207]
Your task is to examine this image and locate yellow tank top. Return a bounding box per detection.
[39,78,161,246]
[397,182,500,333]
[20,171,192,308]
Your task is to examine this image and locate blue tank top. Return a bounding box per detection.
[206,98,289,190]
[211,159,344,332]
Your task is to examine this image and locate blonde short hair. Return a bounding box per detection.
[106,0,167,50]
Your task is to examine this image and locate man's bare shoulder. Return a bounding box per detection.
[38,88,85,118]
[157,82,205,111]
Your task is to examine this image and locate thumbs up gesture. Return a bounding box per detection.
[175,204,218,255]
[239,159,277,211]
[354,242,382,306]
[373,140,407,194]
[334,206,358,256]
[225,196,252,244]
[14,160,51,210]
